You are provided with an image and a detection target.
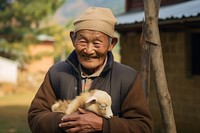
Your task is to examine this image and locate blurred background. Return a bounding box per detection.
[0,0,200,133]
[0,0,123,132]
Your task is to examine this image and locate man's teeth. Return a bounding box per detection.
[85,56,91,59]
[83,55,97,59]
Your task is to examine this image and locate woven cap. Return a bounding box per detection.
[73,7,117,37]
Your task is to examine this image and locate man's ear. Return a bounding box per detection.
[70,31,76,47]
[108,37,118,51]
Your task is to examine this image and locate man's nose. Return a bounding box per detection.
[83,43,95,54]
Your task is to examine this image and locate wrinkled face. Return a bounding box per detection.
[71,30,116,74]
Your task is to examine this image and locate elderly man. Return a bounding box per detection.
[28,7,153,133]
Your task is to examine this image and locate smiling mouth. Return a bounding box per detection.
[82,55,98,60]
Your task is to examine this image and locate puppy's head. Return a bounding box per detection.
[85,90,113,119]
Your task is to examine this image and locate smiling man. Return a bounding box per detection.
[28,7,154,133]
[71,30,116,75]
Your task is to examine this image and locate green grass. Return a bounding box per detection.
[0,90,36,133]
[0,106,31,133]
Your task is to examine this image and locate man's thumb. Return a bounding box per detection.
[78,108,87,114]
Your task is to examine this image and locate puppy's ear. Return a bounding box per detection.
[85,96,98,104]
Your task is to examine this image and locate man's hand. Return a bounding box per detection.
[59,108,103,133]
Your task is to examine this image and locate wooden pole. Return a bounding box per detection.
[140,21,150,101]
[142,0,177,133]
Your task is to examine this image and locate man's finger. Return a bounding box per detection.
[61,113,80,122]
[59,120,78,128]
[78,108,87,114]
[66,125,91,133]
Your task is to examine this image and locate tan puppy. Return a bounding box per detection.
[51,90,113,119]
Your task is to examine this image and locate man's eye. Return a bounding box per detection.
[77,40,87,46]
[93,42,102,47]
[93,42,100,45]
[80,40,87,43]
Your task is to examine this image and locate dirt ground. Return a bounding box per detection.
[0,71,44,133]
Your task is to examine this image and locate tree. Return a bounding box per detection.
[36,20,74,62]
[0,0,65,63]
[141,0,177,133]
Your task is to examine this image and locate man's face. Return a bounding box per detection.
[71,30,115,73]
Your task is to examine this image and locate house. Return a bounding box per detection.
[116,0,200,133]
[27,34,54,74]
[0,56,18,84]
[22,34,55,89]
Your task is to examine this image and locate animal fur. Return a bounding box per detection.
[51,90,113,119]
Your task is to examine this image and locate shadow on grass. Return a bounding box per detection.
[0,105,31,133]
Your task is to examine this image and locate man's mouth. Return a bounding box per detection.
[82,55,98,60]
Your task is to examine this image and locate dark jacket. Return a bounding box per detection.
[28,50,153,133]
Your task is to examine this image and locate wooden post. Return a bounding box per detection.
[140,21,150,101]
[142,0,177,133]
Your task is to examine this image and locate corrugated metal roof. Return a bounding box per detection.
[117,0,200,25]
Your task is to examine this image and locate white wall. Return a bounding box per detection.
[0,57,18,84]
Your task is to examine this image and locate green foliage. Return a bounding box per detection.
[0,0,65,28]
[0,38,30,64]
[0,0,65,64]
[35,23,74,62]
